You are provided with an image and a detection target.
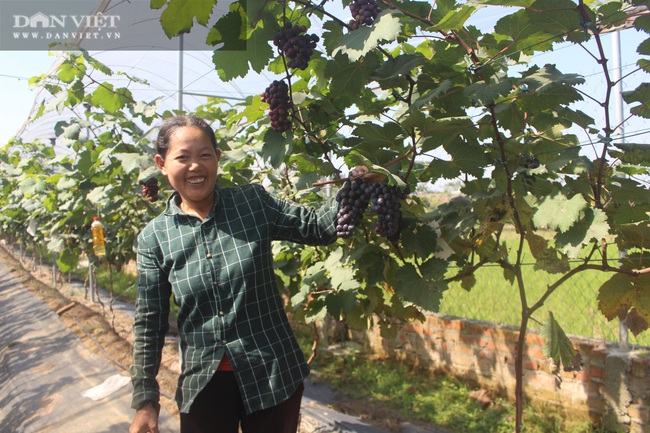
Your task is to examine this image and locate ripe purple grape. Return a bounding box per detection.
[261,80,292,132]
[273,23,320,70]
[140,178,160,202]
[335,179,376,238]
[370,183,403,238]
[348,0,381,28]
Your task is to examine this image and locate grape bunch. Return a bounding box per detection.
[272,23,320,70]
[348,0,381,29]
[140,178,159,202]
[335,179,376,238]
[261,80,292,133]
[369,184,403,238]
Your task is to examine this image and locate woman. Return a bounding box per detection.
[129,115,376,433]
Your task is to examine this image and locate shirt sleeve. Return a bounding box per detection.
[130,231,171,409]
[262,186,340,244]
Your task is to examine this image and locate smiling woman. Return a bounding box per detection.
[129,115,385,433]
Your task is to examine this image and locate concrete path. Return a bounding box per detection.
[0,259,178,433]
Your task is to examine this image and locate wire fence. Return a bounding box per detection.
[438,262,650,349]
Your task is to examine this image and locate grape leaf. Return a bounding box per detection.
[325,291,358,319]
[598,273,650,335]
[113,153,151,174]
[609,143,650,165]
[326,53,380,98]
[56,247,81,273]
[429,4,477,31]
[526,0,582,36]
[262,130,293,167]
[90,84,133,113]
[465,79,514,106]
[389,262,444,312]
[623,83,650,118]
[159,0,215,38]
[532,193,587,233]
[541,312,576,371]
[370,54,426,82]
[57,57,86,83]
[325,249,350,289]
[333,11,402,62]
[555,208,610,258]
[352,122,404,149]
[211,10,275,80]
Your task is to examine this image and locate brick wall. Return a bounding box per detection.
[324,314,650,432]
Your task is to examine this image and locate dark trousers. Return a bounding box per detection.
[180,371,304,433]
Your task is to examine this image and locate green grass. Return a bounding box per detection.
[438,235,650,348]
[70,264,138,301]
[296,326,612,433]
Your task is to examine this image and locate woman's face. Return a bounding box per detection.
[155,126,220,213]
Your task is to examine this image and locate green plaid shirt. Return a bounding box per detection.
[131,184,339,414]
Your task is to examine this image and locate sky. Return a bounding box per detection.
[0,8,648,147]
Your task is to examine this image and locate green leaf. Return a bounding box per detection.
[57,57,86,83]
[410,80,454,112]
[526,0,582,37]
[555,208,610,258]
[623,83,650,118]
[262,130,292,168]
[532,193,587,233]
[90,84,133,113]
[211,9,275,80]
[325,291,357,319]
[598,273,650,334]
[159,0,215,38]
[113,153,152,174]
[324,248,359,292]
[333,11,402,61]
[352,122,403,149]
[370,54,426,82]
[389,260,446,312]
[429,4,477,31]
[465,79,513,106]
[610,143,650,165]
[541,312,576,371]
[326,53,380,98]
[57,247,80,273]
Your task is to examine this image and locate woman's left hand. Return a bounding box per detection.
[350,166,385,184]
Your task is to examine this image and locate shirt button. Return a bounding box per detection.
[206,253,212,258]
[219,311,224,316]
[221,340,227,345]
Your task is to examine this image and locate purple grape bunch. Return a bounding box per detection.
[261,80,292,133]
[273,23,320,70]
[369,184,403,238]
[349,0,381,29]
[140,178,159,202]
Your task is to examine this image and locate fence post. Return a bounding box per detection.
[52,253,57,287]
[619,319,629,351]
[618,250,629,351]
[89,264,95,303]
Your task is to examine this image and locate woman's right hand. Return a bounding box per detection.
[129,402,160,433]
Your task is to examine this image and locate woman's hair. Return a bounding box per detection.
[156,115,218,159]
